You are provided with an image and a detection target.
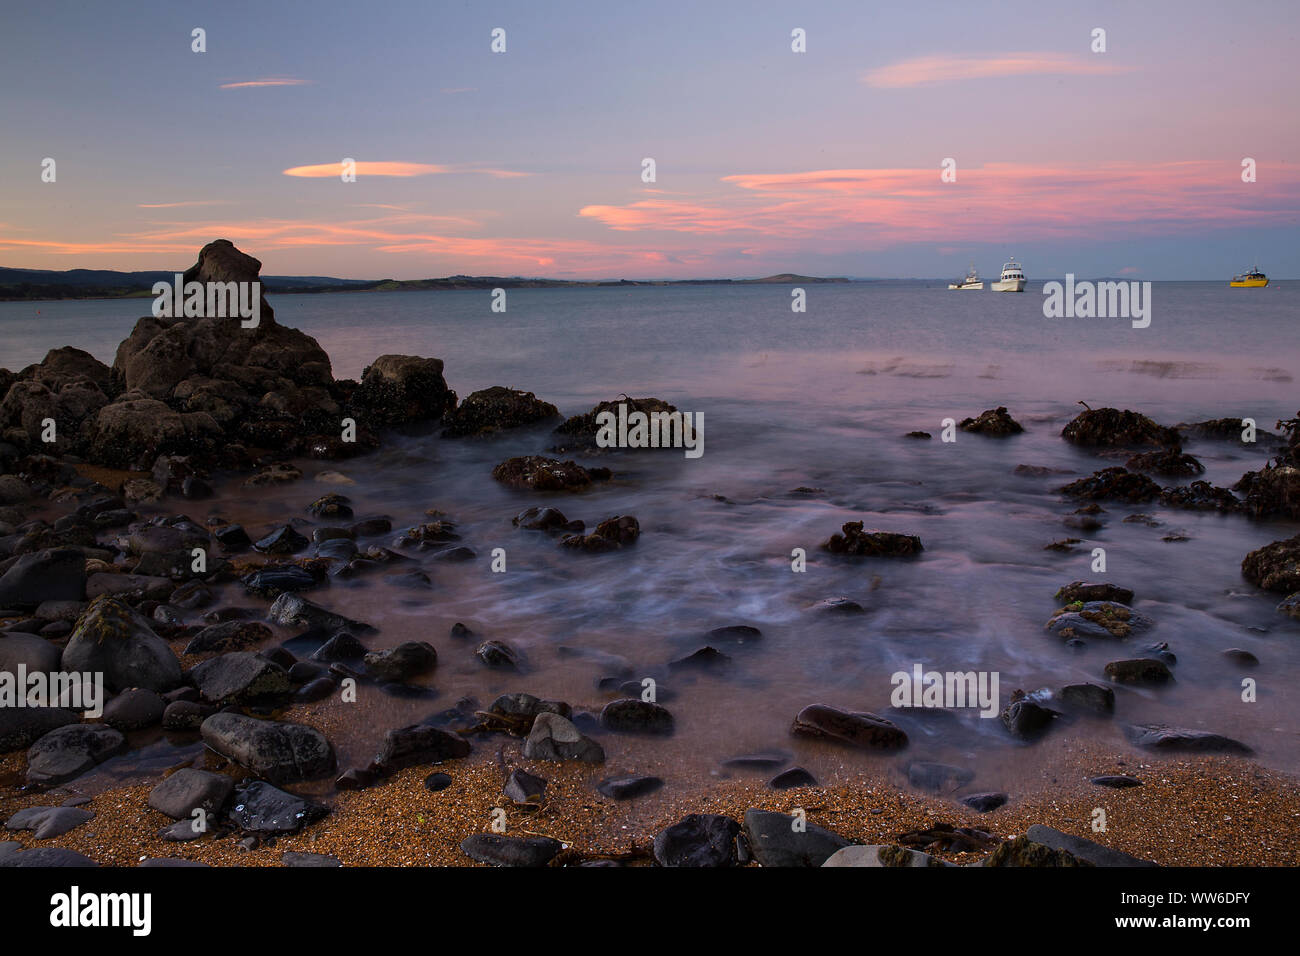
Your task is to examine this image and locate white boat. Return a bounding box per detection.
[991,259,1026,292]
[948,264,983,290]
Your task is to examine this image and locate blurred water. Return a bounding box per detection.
[3,281,1298,786]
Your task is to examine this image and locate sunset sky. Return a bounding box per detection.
[2,0,1297,279]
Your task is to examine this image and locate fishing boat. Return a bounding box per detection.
[991,259,1027,292]
[1230,263,1268,287]
[948,264,983,290]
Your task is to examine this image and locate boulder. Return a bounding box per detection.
[190,652,294,706]
[958,406,1024,436]
[200,712,336,784]
[459,833,562,867]
[0,548,86,609]
[25,723,126,786]
[369,724,471,775]
[653,814,741,867]
[350,355,456,428]
[147,768,234,819]
[441,386,559,437]
[743,808,849,867]
[491,455,606,491]
[1241,535,1300,593]
[822,522,923,557]
[61,595,182,692]
[790,704,907,750]
[1061,408,1179,448]
[521,712,604,763]
[227,780,328,834]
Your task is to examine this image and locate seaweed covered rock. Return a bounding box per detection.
[1059,467,1160,503]
[560,515,639,552]
[61,595,183,692]
[1061,407,1179,448]
[959,406,1024,436]
[552,395,680,451]
[491,455,609,491]
[822,522,923,557]
[1241,535,1300,593]
[1233,464,1300,520]
[1160,480,1240,512]
[1046,601,1152,640]
[442,386,559,437]
[348,355,456,428]
[0,348,113,454]
[1125,446,1204,477]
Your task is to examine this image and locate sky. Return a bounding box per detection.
[1,0,1297,280]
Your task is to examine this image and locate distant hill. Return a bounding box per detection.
[0,266,848,301]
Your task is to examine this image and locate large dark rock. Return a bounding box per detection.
[200,712,336,784]
[442,386,559,437]
[822,522,923,557]
[1059,467,1161,503]
[0,548,86,609]
[560,515,640,552]
[1123,723,1252,754]
[653,814,742,867]
[460,833,562,867]
[190,652,294,706]
[743,808,850,867]
[349,355,456,428]
[228,780,328,834]
[552,396,680,450]
[1241,535,1300,593]
[599,698,674,735]
[147,768,234,819]
[522,712,604,762]
[184,621,273,655]
[491,456,606,491]
[1061,408,1179,448]
[790,704,907,750]
[26,723,126,786]
[369,724,471,775]
[61,595,182,692]
[959,406,1024,436]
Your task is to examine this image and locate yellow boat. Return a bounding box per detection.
[1230,263,1268,287]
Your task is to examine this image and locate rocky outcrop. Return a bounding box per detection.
[349,355,456,429]
[1059,467,1160,503]
[959,406,1024,436]
[491,456,610,491]
[441,386,559,437]
[1061,407,1179,448]
[1241,535,1300,593]
[822,522,923,557]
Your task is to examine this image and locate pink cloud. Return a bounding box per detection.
[864,52,1132,88]
[219,78,310,90]
[283,161,528,179]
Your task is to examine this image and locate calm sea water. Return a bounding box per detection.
[3,281,1298,787]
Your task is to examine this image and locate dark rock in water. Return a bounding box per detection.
[1160,480,1240,512]
[1091,774,1142,789]
[26,723,126,786]
[1141,640,1176,665]
[1024,824,1157,867]
[61,595,182,692]
[307,494,352,519]
[254,525,310,555]
[1058,682,1115,714]
[350,517,393,537]
[430,545,476,562]
[790,704,908,750]
[822,522,923,557]
[294,676,337,702]
[289,661,329,684]
[722,750,792,770]
[1055,581,1134,605]
[743,809,850,867]
[0,705,78,752]
[559,515,640,552]
[1059,467,1161,503]
[450,622,474,639]
[229,780,329,835]
[491,455,602,492]
[315,538,357,562]
[504,768,547,805]
[1276,593,1300,618]
[0,548,86,609]
[191,652,293,706]
[959,406,1024,436]
[1124,723,1252,754]
[512,506,583,533]
[981,836,1092,867]
[1233,459,1300,521]
[5,805,94,839]
[1241,535,1300,594]
[268,592,371,632]
[1221,648,1259,667]
[1000,698,1058,740]
[241,565,318,597]
[442,386,559,438]
[962,792,1008,813]
[522,712,605,763]
[905,431,932,439]
[371,724,471,775]
[200,713,336,783]
[185,621,273,655]
[311,631,368,662]
[668,645,730,671]
[475,639,520,668]
[806,596,866,615]
[0,845,98,867]
[1061,407,1179,448]
[768,767,817,790]
[102,688,165,731]
[350,354,456,430]
[597,774,663,800]
[488,693,572,731]
[424,771,453,792]
[600,698,674,735]
[460,832,562,867]
[552,396,680,449]
[1047,601,1151,641]
[393,520,459,548]
[653,814,742,867]
[283,851,342,867]
[1126,446,1204,477]
[213,524,251,551]
[364,641,437,681]
[1104,658,1173,685]
[148,768,234,819]
[706,624,762,644]
[907,761,974,793]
